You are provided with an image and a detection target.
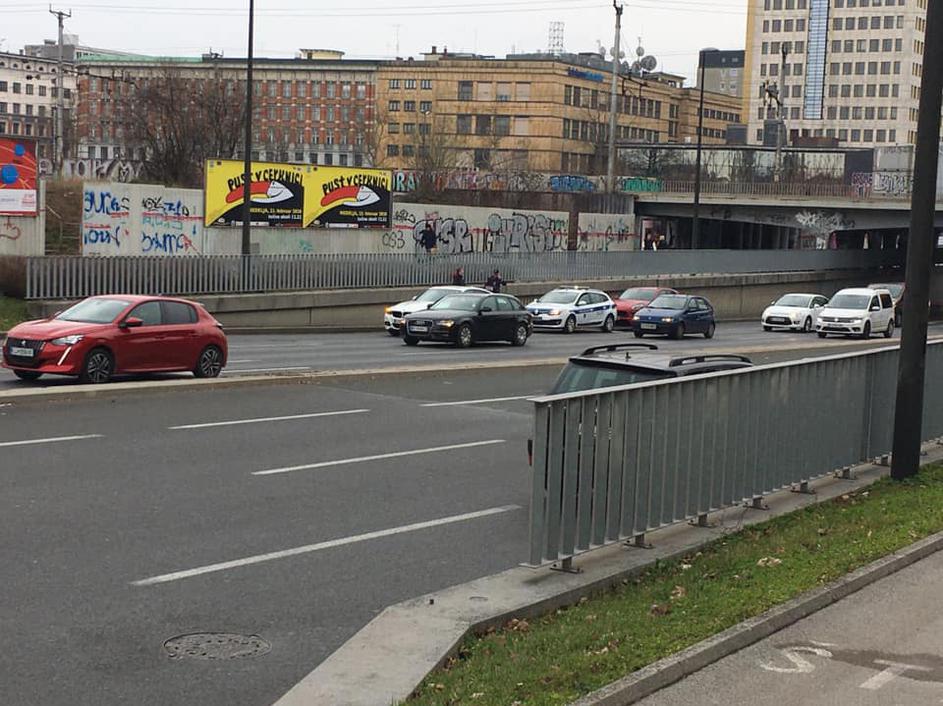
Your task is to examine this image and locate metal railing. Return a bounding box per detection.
[526,342,943,567]
[655,181,902,200]
[24,250,903,300]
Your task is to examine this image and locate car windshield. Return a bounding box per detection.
[775,294,813,307]
[620,288,657,301]
[550,361,674,394]
[56,298,131,324]
[537,291,580,304]
[648,295,687,310]
[872,284,903,298]
[828,294,871,309]
[430,295,481,311]
[415,288,451,303]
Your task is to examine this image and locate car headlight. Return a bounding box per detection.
[548,309,562,316]
[791,313,801,322]
[850,318,863,325]
[384,306,393,314]
[51,334,84,346]
[661,317,675,323]
[439,320,455,328]
[633,315,642,321]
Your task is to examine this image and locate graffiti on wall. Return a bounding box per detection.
[794,209,856,234]
[0,216,23,241]
[576,213,638,251]
[82,182,203,256]
[390,170,662,195]
[41,158,146,183]
[851,171,913,198]
[391,203,569,254]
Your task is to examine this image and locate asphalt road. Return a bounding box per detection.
[2,320,933,390]
[639,549,943,705]
[0,339,892,706]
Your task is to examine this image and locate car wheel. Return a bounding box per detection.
[633,330,644,338]
[13,370,42,381]
[79,347,114,384]
[456,323,474,348]
[803,317,812,333]
[511,323,529,346]
[817,331,827,339]
[387,329,400,337]
[671,322,685,340]
[403,335,419,346]
[194,345,224,378]
[860,321,871,339]
[884,319,894,338]
[563,315,577,334]
[601,314,615,333]
[763,325,772,332]
[704,322,715,339]
[895,311,902,327]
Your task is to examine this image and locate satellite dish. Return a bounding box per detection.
[640,55,657,72]
[610,47,626,59]
[636,44,645,58]
[631,60,642,75]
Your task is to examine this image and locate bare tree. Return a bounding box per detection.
[121,64,245,187]
[405,113,463,199]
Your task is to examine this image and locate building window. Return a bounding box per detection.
[494,115,510,135]
[419,100,432,112]
[475,115,491,135]
[342,84,351,99]
[458,81,473,101]
[514,116,530,136]
[389,79,400,89]
[12,82,21,94]
[388,122,400,134]
[388,100,400,112]
[420,79,432,90]
[496,83,512,101]
[457,114,472,134]
[516,82,530,101]
[477,82,492,100]
[403,122,415,134]
[403,100,416,112]
[404,79,416,89]
[357,83,366,99]
[326,83,336,98]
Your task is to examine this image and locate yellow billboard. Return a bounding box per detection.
[204,160,392,228]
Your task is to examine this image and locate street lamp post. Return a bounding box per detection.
[691,48,715,250]
[240,0,255,259]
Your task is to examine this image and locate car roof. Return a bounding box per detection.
[87,294,196,305]
[835,287,885,296]
[567,343,752,373]
[867,283,903,288]
[776,293,820,298]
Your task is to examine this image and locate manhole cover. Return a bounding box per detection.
[163,632,271,661]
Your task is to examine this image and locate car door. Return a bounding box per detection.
[811,296,828,325]
[879,293,895,328]
[495,296,519,338]
[682,298,702,332]
[160,300,200,369]
[575,293,593,326]
[118,300,164,371]
[476,296,501,339]
[867,294,882,330]
[700,298,716,330]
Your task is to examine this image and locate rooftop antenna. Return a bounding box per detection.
[547,20,564,55]
[394,24,400,55]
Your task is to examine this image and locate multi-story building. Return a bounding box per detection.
[743,0,927,147]
[25,34,140,62]
[0,51,75,162]
[375,49,741,173]
[700,50,745,98]
[74,50,378,167]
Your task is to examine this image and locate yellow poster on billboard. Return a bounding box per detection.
[204,160,391,228]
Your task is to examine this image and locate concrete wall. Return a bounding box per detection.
[576,213,637,251]
[0,180,45,257]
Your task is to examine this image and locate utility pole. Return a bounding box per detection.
[775,45,789,182]
[241,0,255,259]
[692,48,711,249]
[607,1,623,193]
[49,5,71,178]
[890,0,943,480]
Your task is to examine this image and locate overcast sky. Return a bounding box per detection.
[3,0,748,85]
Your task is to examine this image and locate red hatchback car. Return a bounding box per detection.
[2,295,228,383]
[614,287,678,327]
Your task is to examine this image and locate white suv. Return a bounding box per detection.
[384,286,489,335]
[526,287,617,333]
[816,287,896,339]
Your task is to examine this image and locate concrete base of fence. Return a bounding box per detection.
[26,268,889,331]
[271,442,943,706]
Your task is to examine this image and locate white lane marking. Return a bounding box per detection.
[0,434,103,448]
[132,504,521,586]
[221,366,311,374]
[225,359,258,364]
[420,395,534,407]
[859,660,931,691]
[170,409,369,430]
[253,439,506,476]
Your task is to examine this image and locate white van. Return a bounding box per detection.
[816,287,895,339]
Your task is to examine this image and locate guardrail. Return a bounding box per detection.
[24,250,903,300]
[526,341,943,568]
[655,181,885,200]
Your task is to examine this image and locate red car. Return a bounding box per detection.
[2,295,227,383]
[614,287,678,327]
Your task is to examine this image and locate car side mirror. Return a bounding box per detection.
[870,305,881,312]
[121,316,144,329]
[479,306,493,313]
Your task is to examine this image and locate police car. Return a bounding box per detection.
[525,287,617,333]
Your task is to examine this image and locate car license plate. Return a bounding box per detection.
[641,323,657,330]
[10,346,34,357]
[411,325,428,332]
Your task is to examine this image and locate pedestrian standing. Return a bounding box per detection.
[451,266,465,286]
[420,222,437,254]
[485,269,505,293]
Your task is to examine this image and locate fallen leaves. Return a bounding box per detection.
[650,603,672,617]
[670,585,687,601]
[757,556,783,567]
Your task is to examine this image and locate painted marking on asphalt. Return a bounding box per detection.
[859,660,931,691]
[221,366,312,374]
[131,504,521,586]
[0,434,103,448]
[225,359,258,364]
[253,439,507,476]
[420,395,534,407]
[169,409,370,430]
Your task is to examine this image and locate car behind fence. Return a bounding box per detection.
[526,341,943,568]
[24,250,902,300]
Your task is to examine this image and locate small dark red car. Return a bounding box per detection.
[614,287,678,327]
[2,295,227,383]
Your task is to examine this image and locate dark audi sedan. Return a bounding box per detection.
[403,292,532,347]
[633,294,716,339]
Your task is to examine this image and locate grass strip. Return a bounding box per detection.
[408,463,943,705]
[0,296,29,332]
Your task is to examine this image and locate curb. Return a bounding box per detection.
[570,529,943,706]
